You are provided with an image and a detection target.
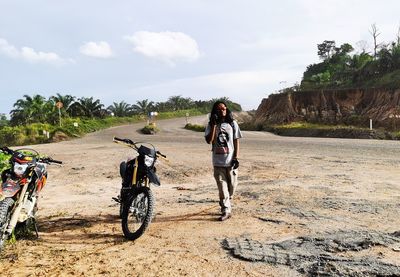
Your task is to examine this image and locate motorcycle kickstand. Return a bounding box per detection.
[32,218,39,239]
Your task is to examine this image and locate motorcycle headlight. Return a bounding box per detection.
[144,155,154,167]
[14,163,28,177]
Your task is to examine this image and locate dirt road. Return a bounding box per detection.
[1,116,400,276]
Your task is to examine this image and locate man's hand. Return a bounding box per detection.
[231,158,239,169]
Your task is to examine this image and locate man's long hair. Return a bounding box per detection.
[211,101,233,123]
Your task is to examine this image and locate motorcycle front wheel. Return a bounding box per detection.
[0,198,15,251]
[121,186,154,241]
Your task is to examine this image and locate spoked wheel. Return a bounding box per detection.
[0,198,15,251]
[121,186,154,241]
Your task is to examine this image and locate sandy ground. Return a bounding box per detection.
[0,115,400,276]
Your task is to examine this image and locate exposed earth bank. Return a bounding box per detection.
[255,88,400,131]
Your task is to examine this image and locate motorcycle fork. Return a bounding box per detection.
[130,159,149,187]
[6,183,29,235]
[131,158,138,187]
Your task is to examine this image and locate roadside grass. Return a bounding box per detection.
[270,122,395,139]
[0,109,206,147]
[156,109,203,120]
[240,121,397,140]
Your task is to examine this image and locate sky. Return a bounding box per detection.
[1,0,400,114]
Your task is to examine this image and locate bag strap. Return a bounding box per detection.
[230,121,236,137]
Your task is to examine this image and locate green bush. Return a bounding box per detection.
[141,124,159,134]
[184,123,205,132]
[0,152,10,173]
[393,131,400,140]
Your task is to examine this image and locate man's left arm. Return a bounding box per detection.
[232,120,242,159]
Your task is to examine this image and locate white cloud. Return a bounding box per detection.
[0,38,71,65]
[124,31,200,65]
[0,38,19,58]
[21,47,66,64]
[79,41,114,58]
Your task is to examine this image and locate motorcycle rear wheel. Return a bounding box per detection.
[121,186,154,241]
[0,198,15,251]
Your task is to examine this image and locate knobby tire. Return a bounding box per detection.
[121,186,154,241]
[0,198,15,251]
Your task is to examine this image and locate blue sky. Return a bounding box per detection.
[1,0,400,114]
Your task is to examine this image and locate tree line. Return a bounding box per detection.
[6,94,242,126]
[299,24,400,90]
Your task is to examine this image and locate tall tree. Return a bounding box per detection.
[132,99,154,115]
[356,40,369,54]
[0,114,8,128]
[50,93,76,116]
[167,95,194,110]
[317,40,336,60]
[10,94,51,125]
[396,24,400,45]
[370,23,381,59]
[69,97,104,118]
[107,101,133,117]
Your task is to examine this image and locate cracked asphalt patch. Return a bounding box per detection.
[318,197,400,214]
[222,230,400,277]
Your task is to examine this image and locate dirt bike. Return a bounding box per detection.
[112,137,166,241]
[0,146,62,251]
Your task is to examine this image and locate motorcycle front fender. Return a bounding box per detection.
[147,169,160,186]
[119,161,126,179]
[1,178,21,198]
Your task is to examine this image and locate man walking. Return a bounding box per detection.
[205,101,242,221]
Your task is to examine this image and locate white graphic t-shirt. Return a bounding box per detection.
[205,120,242,167]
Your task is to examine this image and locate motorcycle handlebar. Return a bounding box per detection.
[156,151,167,158]
[48,158,63,164]
[1,146,62,164]
[0,146,14,155]
[113,137,167,160]
[39,157,63,165]
[113,137,134,145]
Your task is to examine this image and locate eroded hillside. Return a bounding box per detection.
[255,89,400,129]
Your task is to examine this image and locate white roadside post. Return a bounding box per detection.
[370,119,373,130]
[396,114,400,130]
[151,112,158,126]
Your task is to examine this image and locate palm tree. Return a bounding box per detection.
[107,101,133,117]
[211,97,242,111]
[132,99,154,115]
[167,95,194,110]
[0,114,8,128]
[10,94,51,125]
[154,101,171,112]
[69,97,105,118]
[50,93,76,116]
